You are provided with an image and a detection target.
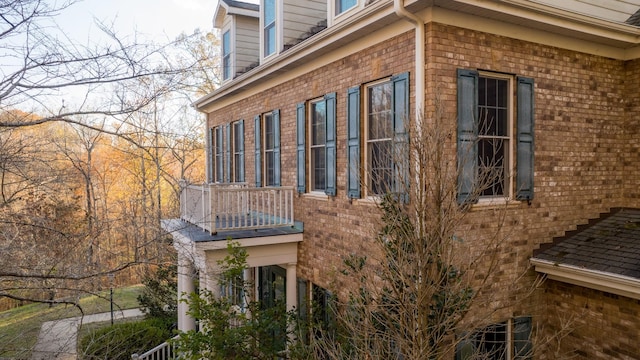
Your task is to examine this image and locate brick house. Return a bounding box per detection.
[162,0,640,358]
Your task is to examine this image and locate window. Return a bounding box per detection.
[457,69,534,204]
[366,80,394,196]
[232,120,245,182]
[254,110,280,187]
[263,0,276,57]
[222,30,232,80]
[456,317,532,360]
[296,93,337,195]
[347,73,409,199]
[336,0,357,15]
[214,126,224,183]
[296,279,335,346]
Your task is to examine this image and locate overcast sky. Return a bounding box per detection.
[56,0,217,44]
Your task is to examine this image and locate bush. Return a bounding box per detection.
[79,318,172,360]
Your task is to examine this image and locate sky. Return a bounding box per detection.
[55,0,218,43]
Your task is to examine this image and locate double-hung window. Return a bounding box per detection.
[214,126,224,183]
[347,72,409,199]
[296,93,337,196]
[255,110,280,187]
[231,120,245,182]
[208,121,244,184]
[222,30,232,81]
[263,0,276,57]
[457,69,534,204]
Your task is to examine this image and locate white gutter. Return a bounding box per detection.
[394,0,425,126]
[531,258,640,300]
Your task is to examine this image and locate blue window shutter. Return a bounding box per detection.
[254,115,262,187]
[325,92,337,196]
[206,127,213,183]
[296,103,306,193]
[238,120,245,182]
[347,86,361,199]
[513,316,532,359]
[392,72,409,202]
[225,124,231,183]
[273,109,281,186]
[457,69,479,205]
[516,77,535,202]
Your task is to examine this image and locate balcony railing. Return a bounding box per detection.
[179,182,295,234]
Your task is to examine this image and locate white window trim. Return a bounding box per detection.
[260,0,281,62]
[476,71,515,203]
[328,0,363,27]
[222,20,236,82]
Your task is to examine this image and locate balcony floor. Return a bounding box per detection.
[161,218,304,243]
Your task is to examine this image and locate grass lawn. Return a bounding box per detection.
[0,285,144,360]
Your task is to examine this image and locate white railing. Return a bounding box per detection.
[131,336,179,360]
[179,182,295,234]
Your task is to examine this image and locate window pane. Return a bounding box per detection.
[265,25,275,56]
[312,147,326,190]
[311,101,326,146]
[478,138,505,196]
[264,115,274,150]
[368,140,392,195]
[265,151,275,186]
[336,0,357,14]
[264,0,275,24]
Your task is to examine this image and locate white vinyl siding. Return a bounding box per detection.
[282,0,326,45]
[235,16,260,72]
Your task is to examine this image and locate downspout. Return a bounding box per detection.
[394,0,425,125]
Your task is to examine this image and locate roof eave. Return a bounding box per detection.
[531,258,640,300]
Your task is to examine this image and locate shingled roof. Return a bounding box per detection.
[531,208,640,299]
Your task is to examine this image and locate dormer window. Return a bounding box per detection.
[222,30,232,81]
[264,0,276,57]
[336,0,356,15]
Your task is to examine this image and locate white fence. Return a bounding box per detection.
[180,182,295,234]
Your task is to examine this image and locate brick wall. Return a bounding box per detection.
[540,280,640,359]
[205,20,639,356]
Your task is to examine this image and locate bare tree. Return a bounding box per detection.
[303,91,551,360]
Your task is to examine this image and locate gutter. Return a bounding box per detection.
[394,0,425,126]
[531,258,640,300]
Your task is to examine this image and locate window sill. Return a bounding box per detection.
[469,197,523,211]
[302,192,330,201]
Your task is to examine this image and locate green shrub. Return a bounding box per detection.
[79,318,172,360]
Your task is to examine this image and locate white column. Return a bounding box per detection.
[177,254,197,332]
[285,263,297,312]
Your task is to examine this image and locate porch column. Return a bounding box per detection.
[285,263,297,312]
[177,254,197,332]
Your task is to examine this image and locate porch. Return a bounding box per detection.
[162,182,303,333]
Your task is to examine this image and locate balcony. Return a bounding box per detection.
[178,182,297,235]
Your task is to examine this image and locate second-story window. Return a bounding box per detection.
[366,80,394,196]
[222,30,231,81]
[336,0,357,15]
[214,126,224,182]
[310,99,327,191]
[296,94,337,196]
[254,110,280,187]
[263,0,276,57]
[232,120,245,182]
